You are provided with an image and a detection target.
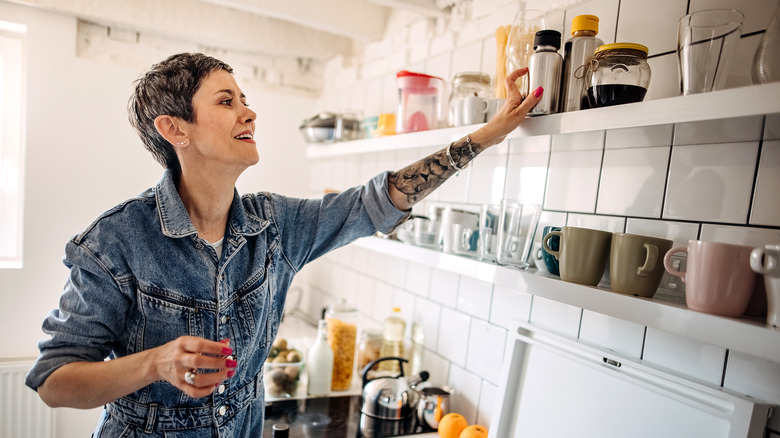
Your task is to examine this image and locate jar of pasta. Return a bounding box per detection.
[357,329,383,375]
[325,300,359,391]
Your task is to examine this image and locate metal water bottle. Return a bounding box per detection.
[560,15,604,111]
[528,30,563,116]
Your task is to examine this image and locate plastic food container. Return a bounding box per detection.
[585,42,651,108]
[396,71,445,134]
[263,348,304,398]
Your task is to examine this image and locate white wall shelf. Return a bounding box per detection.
[352,236,780,364]
[306,82,780,158]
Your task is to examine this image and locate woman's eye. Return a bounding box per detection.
[243,101,250,108]
[221,99,232,106]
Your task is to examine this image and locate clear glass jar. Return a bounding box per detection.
[448,72,492,126]
[325,300,358,391]
[585,43,651,108]
[357,329,383,375]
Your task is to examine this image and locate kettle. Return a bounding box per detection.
[359,357,429,437]
[416,384,453,430]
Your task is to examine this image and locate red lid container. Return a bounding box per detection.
[395,71,445,134]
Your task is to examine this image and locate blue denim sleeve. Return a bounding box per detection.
[270,171,410,272]
[25,239,130,391]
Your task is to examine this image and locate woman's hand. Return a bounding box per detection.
[150,336,237,399]
[470,67,544,148]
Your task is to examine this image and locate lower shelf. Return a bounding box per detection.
[351,236,780,363]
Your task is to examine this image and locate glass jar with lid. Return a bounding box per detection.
[357,329,383,377]
[448,72,492,126]
[584,42,651,108]
[325,300,359,391]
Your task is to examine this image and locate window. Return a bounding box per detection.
[0,21,26,268]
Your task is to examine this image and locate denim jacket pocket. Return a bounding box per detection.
[235,267,274,351]
[134,285,211,352]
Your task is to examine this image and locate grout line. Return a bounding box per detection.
[658,124,675,221]
[720,349,730,387]
[746,116,766,225]
[640,326,648,360]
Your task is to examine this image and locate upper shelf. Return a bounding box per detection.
[352,236,780,364]
[306,82,780,158]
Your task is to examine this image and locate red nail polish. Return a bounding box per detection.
[227,370,236,378]
[222,347,233,355]
[226,359,238,368]
[534,86,544,98]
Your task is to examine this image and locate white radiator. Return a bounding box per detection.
[0,359,53,438]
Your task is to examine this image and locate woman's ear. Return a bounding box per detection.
[154,115,189,147]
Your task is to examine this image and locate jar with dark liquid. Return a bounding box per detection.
[585,43,651,108]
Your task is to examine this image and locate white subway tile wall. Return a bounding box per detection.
[300,0,780,432]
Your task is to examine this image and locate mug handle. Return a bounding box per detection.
[461,228,474,251]
[637,244,658,277]
[663,246,688,282]
[542,231,562,260]
[751,247,778,275]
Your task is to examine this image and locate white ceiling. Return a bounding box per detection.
[19,0,449,61]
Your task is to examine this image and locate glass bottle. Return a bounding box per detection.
[752,1,780,84]
[307,319,334,396]
[560,15,604,111]
[325,300,358,391]
[378,307,406,372]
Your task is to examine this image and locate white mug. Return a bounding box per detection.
[751,244,780,327]
[441,207,479,254]
[462,96,488,125]
[449,98,464,127]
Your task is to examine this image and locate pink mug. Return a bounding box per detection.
[664,240,757,317]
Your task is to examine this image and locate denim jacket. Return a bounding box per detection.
[26,169,408,437]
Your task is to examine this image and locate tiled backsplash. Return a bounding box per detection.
[300,0,780,433]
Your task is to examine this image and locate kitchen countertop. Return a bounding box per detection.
[267,313,364,401]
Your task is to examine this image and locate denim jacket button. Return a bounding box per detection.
[220,315,228,324]
[217,384,226,394]
[218,406,227,416]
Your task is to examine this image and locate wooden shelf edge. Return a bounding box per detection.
[351,236,780,363]
[306,82,780,158]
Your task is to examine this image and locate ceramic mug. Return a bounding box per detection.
[440,206,479,254]
[539,226,561,276]
[462,96,489,124]
[664,240,757,317]
[543,227,612,286]
[750,244,780,327]
[609,233,673,297]
[452,223,479,257]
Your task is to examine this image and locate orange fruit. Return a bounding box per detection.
[459,424,488,438]
[438,413,468,438]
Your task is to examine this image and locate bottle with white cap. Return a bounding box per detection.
[307,319,334,396]
[560,14,604,111]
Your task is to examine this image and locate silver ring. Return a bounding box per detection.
[184,369,197,385]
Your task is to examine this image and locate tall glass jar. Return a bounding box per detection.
[448,72,492,126]
[357,329,383,376]
[325,300,358,391]
[585,43,651,108]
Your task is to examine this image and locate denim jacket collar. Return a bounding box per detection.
[156,170,269,239]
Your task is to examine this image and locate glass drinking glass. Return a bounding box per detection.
[495,200,542,270]
[506,9,550,97]
[677,9,743,95]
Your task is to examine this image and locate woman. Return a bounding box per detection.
[25,52,542,436]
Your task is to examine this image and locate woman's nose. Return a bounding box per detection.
[242,105,256,124]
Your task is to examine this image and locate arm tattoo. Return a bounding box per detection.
[388,137,482,205]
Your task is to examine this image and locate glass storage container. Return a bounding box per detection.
[585,42,651,108]
[448,72,492,126]
[325,300,359,391]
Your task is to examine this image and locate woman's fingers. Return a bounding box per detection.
[156,336,237,398]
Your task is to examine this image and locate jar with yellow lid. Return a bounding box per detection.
[584,42,651,108]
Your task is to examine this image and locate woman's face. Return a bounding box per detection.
[183,69,258,173]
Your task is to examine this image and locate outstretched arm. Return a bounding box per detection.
[388,68,544,210]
